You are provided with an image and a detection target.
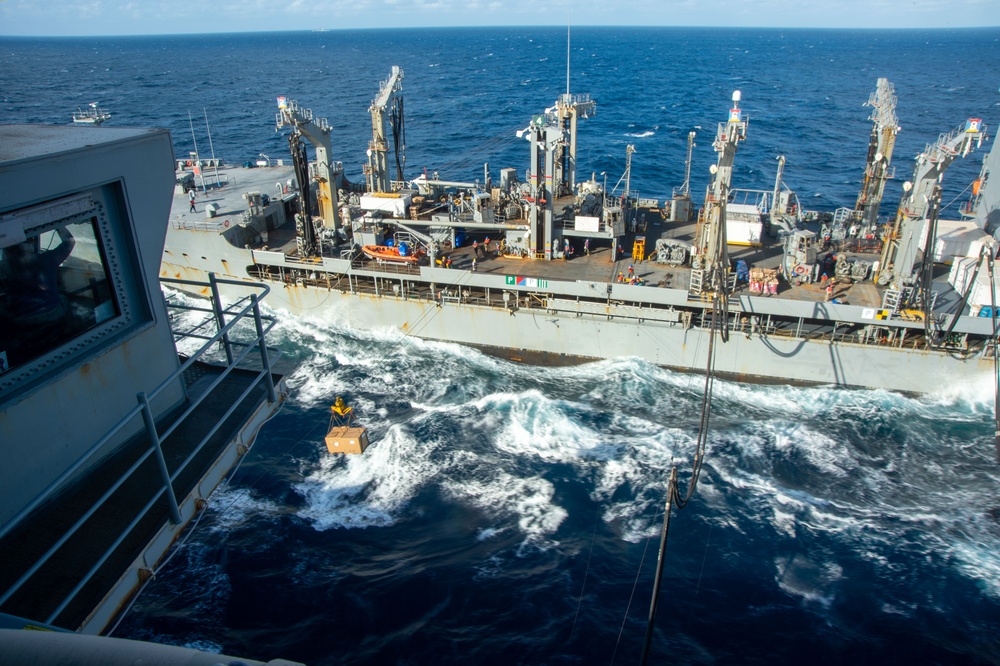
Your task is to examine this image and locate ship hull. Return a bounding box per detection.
[161,250,993,394]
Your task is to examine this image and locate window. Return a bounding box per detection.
[0,186,147,395]
[0,216,119,373]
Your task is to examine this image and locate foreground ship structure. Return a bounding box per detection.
[161,72,1000,394]
[0,125,296,664]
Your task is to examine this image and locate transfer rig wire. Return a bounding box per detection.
[639,292,725,665]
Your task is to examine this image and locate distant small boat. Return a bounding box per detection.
[72,102,111,126]
[361,243,424,264]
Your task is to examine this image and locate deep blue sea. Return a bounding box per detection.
[4,26,1000,665]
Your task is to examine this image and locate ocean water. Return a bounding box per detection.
[3,26,1000,665]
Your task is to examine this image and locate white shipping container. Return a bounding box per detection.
[359,193,412,217]
[920,218,991,264]
[725,203,763,246]
[727,219,763,246]
[967,261,1000,307]
[948,256,979,293]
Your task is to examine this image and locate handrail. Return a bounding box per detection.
[0,274,280,625]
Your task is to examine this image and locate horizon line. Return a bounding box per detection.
[3,23,999,39]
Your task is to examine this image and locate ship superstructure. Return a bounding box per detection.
[0,124,293,662]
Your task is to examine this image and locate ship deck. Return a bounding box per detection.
[170,165,955,312]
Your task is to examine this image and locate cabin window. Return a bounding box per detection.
[0,216,119,374]
[0,185,146,396]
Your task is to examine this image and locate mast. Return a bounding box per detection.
[565,24,571,98]
[203,107,221,189]
[554,26,595,197]
[187,110,205,193]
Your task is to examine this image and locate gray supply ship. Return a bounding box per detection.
[161,70,1000,394]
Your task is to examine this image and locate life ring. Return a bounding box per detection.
[793,264,807,276]
[223,219,230,228]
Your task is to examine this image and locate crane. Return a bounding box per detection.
[853,78,900,231]
[276,97,341,255]
[680,131,696,198]
[967,130,1000,237]
[365,66,404,194]
[876,118,986,290]
[691,91,748,295]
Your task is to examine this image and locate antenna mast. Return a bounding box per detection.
[566,25,571,97]
[187,110,205,192]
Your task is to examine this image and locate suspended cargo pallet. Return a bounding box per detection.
[324,397,370,454]
[325,426,370,455]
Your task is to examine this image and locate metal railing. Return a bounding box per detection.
[0,275,281,626]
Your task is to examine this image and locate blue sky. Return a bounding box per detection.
[1,0,998,36]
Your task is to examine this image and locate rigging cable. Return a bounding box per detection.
[391,96,406,184]
[940,178,974,213]
[570,509,602,643]
[638,294,723,665]
[610,511,659,666]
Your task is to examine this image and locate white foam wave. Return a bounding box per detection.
[951,537,1000,598]
[919,370,998,410]
[626,130,655,138]
[478,389,605,462]
[183,639,223,654]
[441,472,567,553]
[206,485,283,533]
[294,424,440,530]
[764,420,851,478]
